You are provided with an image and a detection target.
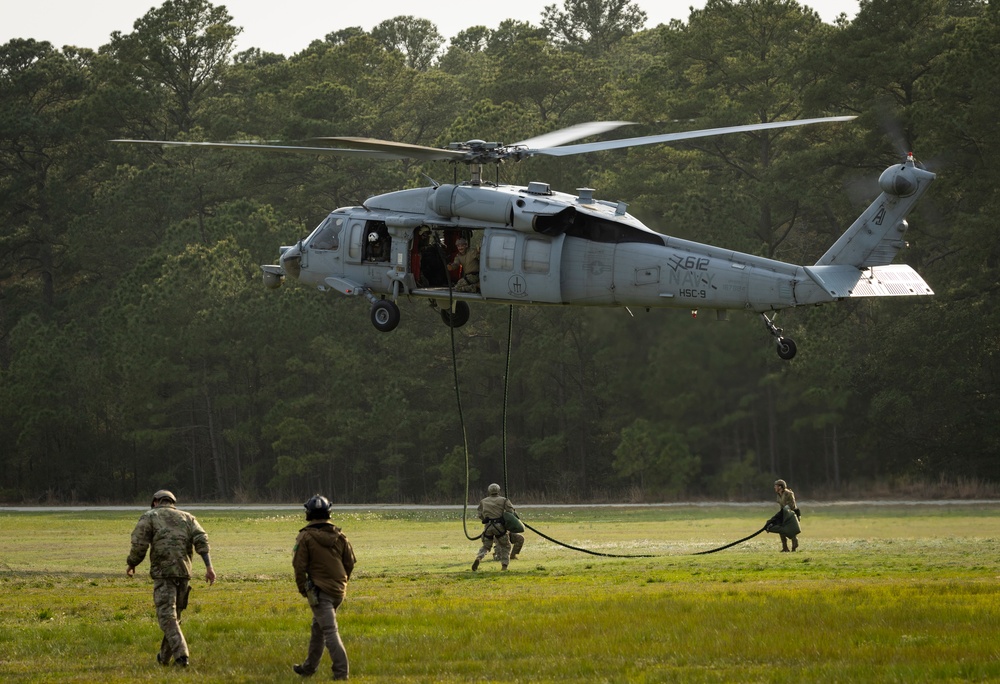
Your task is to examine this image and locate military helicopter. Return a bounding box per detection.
[117,116,935,359]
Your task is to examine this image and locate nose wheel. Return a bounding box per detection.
[371,299,400,332]
[762,313,797,360]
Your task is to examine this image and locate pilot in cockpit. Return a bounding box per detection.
[366,230,388,262]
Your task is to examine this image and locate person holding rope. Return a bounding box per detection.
[472,483,516,571]
[766,479,802,552]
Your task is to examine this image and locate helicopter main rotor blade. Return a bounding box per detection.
[112,139,411,159]
[527,116,857,157]
[115,116,856,165]
[315,137,466,161]
[512,121,635,150]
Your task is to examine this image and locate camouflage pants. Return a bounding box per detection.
[477,531,511,565]
[494,532,524,560]
[302,591,349,680]
[454,273,479,292]
[153,578,189,661]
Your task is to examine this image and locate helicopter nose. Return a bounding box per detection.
[280,244,302,280]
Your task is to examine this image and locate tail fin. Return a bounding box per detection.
[816,157,935,268]
[804,157,935,300]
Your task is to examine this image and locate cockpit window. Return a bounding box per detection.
[308,216,344,251]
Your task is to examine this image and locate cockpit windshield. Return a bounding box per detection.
[307,215,345,251]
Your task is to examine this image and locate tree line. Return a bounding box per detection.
[1,0,997,504]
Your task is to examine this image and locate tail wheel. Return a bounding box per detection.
[440,301,470,328]
[371,300,401,332]
[776,337,797,360]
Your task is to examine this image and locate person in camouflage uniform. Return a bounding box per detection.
[473,483,516,571]
[449,237,480,292]
[292,494,356,680]
[126,490,215,668]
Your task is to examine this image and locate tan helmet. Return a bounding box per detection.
[151,489,176,507]
[774,479,787,489]
[487,483,501,495]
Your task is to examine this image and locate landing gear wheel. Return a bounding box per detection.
[371,300,400,332]
[440,301,470,328]
[776,337,797,360]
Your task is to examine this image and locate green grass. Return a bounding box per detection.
[1,504,999,682]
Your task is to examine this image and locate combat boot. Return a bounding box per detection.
[174,656,189,668]
[156,653,170,666]
[501,564,508,571]
[509,554,519,560]
[293,663,316,676]
[471,558,480,571]
[792,537,799,552]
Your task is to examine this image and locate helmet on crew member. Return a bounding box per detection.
[774,479,787,489]
[487,483,501,495]
[304,494,333,520]
[368,232,379,243]
[150,489,176,508]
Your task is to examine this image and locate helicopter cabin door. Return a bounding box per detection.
[479,230,564,303]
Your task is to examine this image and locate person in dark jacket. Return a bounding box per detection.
[292,494,356,679]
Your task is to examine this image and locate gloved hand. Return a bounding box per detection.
[304,579,319,607]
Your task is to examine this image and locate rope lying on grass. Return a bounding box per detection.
[520,520,655,558]
[521,521,769,558]
[692,526,768,555]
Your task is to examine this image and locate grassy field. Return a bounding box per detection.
[1,503,998,683]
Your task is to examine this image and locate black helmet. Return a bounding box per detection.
[304,494,332,520]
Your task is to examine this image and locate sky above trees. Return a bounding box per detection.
[4,0,860,55]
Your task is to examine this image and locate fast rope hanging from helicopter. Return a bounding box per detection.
[441,260,762,557]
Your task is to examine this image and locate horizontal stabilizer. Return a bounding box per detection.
[804,264,934,299]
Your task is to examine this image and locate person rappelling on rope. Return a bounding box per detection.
[472,484,519,571]
[766,479,802,552]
